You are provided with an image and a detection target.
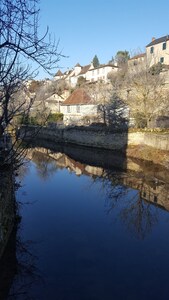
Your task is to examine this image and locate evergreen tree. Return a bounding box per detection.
[92,55,100,68]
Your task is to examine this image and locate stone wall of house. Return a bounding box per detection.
[21,125,169,152]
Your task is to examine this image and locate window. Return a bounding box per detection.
[162,42,166,50]
[160,57,164,63]
[150,46,154,54]
[76,105,80,113]
[67,106,71,113]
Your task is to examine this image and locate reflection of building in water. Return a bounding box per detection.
[28,147,169,211]
[123,176,169,211]
[27,147,105,178]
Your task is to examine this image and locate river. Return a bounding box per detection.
[3,144,169,300]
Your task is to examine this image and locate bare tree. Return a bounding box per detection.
[125,62,169,127]
[108,59,169,128]
[0,0,63,167]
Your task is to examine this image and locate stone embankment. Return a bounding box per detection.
[20,125,169,168]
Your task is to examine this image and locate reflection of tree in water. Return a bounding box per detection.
[32,150,58,180]
[0,215,42,300]
[118,189,158,240]
[92,171,159,240]
[7,234,44,300]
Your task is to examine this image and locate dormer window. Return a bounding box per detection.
[162,42,166,50]
[150,46,154,54]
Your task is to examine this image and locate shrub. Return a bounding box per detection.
[47,112,63,123]
[133,112,147,128]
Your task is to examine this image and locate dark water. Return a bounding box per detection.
[6,147,169,300]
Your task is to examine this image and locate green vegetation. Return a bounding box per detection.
[115,50,130,66]
[47,113,63,123]
[76,76,87,87]
[17,112,63,126]
[92,55,100,68]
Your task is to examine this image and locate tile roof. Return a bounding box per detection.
[55,70,63,76]
[129,53,146,60]
[62,88,92,105]
[75,63,82,67]
[78,64,91,75]
[146,35,169,47]
[89,64,118,71]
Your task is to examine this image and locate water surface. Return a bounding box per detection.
[8,147,169,300]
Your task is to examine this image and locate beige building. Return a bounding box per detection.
[146,35,169,66]
[128,53,146,70]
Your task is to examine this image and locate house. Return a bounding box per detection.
[44,90,69,113]
[146,35,169,66]
[60,88,98,125]
[45,94,64,113]
[85,64,118,83]
[128,53,146,69]
[54,70,64,80]
[54,62,119,87]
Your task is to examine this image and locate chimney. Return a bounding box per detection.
[152,37,155,41]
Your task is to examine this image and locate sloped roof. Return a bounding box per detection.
[129,53,146,60]
[75,63,82,67]
[146,35,169,47]
[89,63,118,71]
[55,70,63,76]
[62,88,92,105]
[78,64,91,75]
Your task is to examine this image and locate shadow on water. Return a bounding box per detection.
[7,237,44,300]
[0,169,43,300]
[0,227,17,300]
[0,170,17,300]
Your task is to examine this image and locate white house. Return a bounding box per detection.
[85,64,118,83]
[60,88,98,125]
[54,62,119,88]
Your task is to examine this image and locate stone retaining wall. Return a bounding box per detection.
[20,125,169,151]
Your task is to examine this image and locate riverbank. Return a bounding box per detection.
[126,144,169,169]
[20,125,169,169]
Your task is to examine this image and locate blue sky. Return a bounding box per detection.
[38,0,169,79]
